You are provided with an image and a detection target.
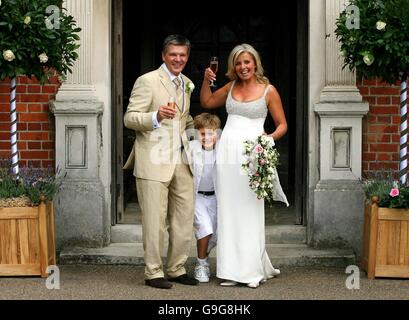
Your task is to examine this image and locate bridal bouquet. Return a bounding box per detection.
[242,135,280,203]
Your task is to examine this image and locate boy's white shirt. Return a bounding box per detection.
[189,140,217,195]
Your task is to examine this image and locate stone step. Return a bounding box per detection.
[110,224,306,244]
[59,243,355,268]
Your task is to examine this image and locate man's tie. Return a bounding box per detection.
[173,77,183,110]
[172,78,181,94]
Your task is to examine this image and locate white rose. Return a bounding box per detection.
[363,53,374,66]
[39,53,48,63]
[376,21,386,30]
[24,16,31,25]
[186,81,195,93]
[3,50,15,62]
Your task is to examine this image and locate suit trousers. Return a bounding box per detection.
[136,154,194,280]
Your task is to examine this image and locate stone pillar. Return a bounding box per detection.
[320,0,362,102]
[312,0,369,257]
[50,0,108,249]
[58,0,96,100]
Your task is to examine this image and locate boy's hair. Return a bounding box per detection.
[194,113,221,130]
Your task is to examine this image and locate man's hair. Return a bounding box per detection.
[162,34,191,54]
[194,113,221,130]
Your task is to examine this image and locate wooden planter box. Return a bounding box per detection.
[362,200,409,279]
[0,199,56,277]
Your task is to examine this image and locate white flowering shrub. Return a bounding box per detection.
[335,0,408,84]
[0,0,81,83]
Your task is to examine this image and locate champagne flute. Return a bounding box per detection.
[209,56,219,87]
[168,96,176,109]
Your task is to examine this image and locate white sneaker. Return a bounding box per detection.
[194,264,210,283]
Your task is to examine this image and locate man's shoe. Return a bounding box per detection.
[168,274,199,286]
[194,264,210,283]
[145,277,173,289]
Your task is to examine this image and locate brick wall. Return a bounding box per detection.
[358,78,402,177]
[0,75,404,176]
[0,75,60,168]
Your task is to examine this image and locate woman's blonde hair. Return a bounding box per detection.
[225,43,269,84]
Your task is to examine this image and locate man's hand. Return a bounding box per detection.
[157,105,177,122]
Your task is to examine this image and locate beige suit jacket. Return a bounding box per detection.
[123,67,194,182]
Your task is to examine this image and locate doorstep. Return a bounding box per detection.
[59,243,355,268]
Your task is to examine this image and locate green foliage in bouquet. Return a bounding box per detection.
[335,0,409,84]
[242,135,280,204]
[0,0,81,83]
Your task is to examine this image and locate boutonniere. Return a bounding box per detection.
[185,81,195,94]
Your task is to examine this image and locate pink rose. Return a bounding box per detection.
[389,188,399,197]
[259,159,266,165]
[254,172,260,177]
[254,144,264,154]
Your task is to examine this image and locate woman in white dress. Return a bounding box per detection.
[200,44,288,288]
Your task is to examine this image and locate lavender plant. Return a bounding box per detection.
[0,159,63,206]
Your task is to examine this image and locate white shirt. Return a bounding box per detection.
[198,149,216,192]
[152,63,184,129]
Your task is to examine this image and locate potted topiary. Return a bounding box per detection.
[336,0,409,279]
[0,0,80,277]
[0,0,81,176]
[335,0,408,182]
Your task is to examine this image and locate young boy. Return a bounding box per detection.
[189,113,221,283]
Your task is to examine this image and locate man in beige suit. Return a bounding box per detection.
[124,35,197,289]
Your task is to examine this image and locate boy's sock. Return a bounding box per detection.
[197,257,209,266]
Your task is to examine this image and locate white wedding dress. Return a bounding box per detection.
[216,83,288,284]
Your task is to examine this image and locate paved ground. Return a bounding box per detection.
[1,265,408,300]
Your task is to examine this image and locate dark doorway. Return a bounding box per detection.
[113,3,308,225]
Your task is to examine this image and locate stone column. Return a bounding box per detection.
[50,0,108,249]
[57,0,96,100]
[320,0,362,102]
[312,0,369,256]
